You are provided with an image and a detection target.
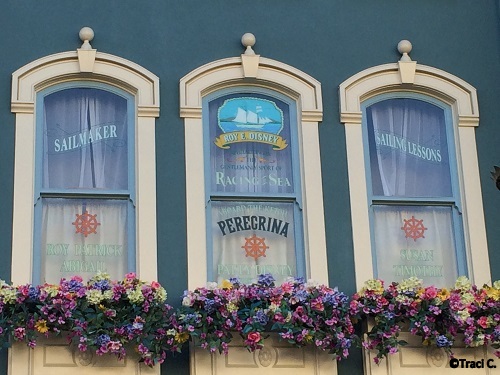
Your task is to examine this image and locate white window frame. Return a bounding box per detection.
[339,61,491,289]
[11,50,160,285]
[180,55,327,290]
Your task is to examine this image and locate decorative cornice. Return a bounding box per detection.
[11,102,35,114]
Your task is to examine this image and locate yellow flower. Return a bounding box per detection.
[220,279,233,289]
[437,288,450,301]
[226,302,238,313]
[304,334,313,344]
[35,319,48,334]
[485,286,500,301]
[175,331,190,344]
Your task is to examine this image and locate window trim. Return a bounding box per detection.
[32,83,137,283]
[180,55,327,290]
[203,88,306,282]
[362,93,467,282]
[339,62,491,289]
[10,50,160,285]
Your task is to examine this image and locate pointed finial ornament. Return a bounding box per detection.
[79,27,95,50]
[398,40,413,62]
[241,33,256,55]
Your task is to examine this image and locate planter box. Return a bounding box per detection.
[8,336,159,375]
[363,320,499,375]
[189,333,337,375]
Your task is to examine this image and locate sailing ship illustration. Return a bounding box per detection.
[218,98,284,135]
[231,105,277,129]
[220,104,279,130]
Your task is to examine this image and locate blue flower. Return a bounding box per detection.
[93,280,110,291]
[96,334,110,346]
[254,309,269,325]
[258,274,275,287]
[436,335,452,348]
[28,286,40,300]
[67,279,83,292]
[204,299,217,314]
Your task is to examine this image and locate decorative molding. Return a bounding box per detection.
[180,56,322,121]
[339,56,489,290]
[180,44,328,300]
[9,38,160,375]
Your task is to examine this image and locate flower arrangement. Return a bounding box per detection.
[175,274,355,360]
[1,272,498,367]
[0,273,181,366]
[350,276,500,364]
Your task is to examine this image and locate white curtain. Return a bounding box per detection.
[367,98,452,197]
[373,206,458,287]
[40,88,130,283]
[211,202,296,284]
[43,88,128,190]
[41,199,128,283]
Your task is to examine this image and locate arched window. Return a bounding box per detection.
[339,41,490,289]
[180,35,327,289]
[10,29,160,286]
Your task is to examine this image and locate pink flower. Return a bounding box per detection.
[281,282,294,294]
[151,281,161,289]
[247,332,261,343]
[311,298,324,312]
[125,272,136,280]
[478,316,488,329]
[424,286,438,300]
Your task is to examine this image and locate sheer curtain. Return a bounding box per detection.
[367,98,452,197]
[43,88,128,190]
[40,88,130,283]
[367,98,458,287]
[211,201,296,284]
[373,206,458,287]
[41,199,128,283]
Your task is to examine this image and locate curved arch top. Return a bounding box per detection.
[180,56,323,122]
[11,51,160,117]
[339,63,479,127]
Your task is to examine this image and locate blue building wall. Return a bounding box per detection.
[1,1,499,374]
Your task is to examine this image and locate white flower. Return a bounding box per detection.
[306,279,319,288]
[126,287,145,304]
[182,295,193,307]
[206,282,218,290]
[397,277,423,292]
[455,276,471,291]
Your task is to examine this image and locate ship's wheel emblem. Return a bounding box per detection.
[242,234,269,260]
[72,211,101,237]
[401,216,427,241]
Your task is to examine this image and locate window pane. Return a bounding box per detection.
[211,201,297,284]
[366,98,452,197]
[40,198,129,283]
[209,94,294,194]
[43,88,128,190]
[373,205,458,287]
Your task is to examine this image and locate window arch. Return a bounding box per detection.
[339,46,490,289]
[180,43,327,289]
